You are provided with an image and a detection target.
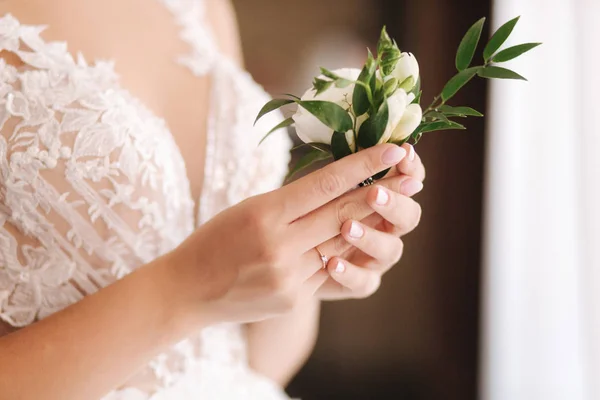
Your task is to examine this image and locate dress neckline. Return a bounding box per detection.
[0,1,220,228]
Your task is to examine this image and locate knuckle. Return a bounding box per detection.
[361,155,379,177]
[335,200,362,227]
[332,234,351,254]
[315,171,345,198]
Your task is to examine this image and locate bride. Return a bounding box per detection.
[0,0,425,398]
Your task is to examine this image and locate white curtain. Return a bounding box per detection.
[481,0,599,399]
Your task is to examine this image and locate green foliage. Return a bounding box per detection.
[254,99,294,125]
[258,117,294,145]
[352,50,377,116]
[357,101,389,149]
[297,100,354,132]
[254,15,541,184]
[331,131,354,160]
[456,17,486,71]
[438,105,483,117]
[441,67,481,102]
[483,16,520,61]
[492,43,542,62]
[478,66,527,80]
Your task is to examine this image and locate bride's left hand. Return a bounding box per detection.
[315,143,426,300]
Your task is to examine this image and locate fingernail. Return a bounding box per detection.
[382,146,407,165]
[375,187,389,205]
[408,145,416,161]
[349,221,364,239]
[335,260,346,273]
[400,179,424,197]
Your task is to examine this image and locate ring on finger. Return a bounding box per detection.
[315,246,329,269]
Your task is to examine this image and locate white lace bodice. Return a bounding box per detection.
[0,2,292,399]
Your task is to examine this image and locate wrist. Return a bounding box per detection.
[147,253,222,336]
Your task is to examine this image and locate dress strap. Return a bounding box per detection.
[157,0,219,77]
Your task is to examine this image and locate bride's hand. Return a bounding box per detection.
[314,143,426,300]
[165,144,410,326]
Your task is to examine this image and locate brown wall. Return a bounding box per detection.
[233,1,489,398]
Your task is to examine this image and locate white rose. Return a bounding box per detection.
[379,90,423,143]
[390,52,419,92]
[292,68,361,148]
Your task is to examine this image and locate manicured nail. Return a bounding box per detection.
[335,260,346,273]
[375,187,389,205]
[349,221,364,238]
[400,179,424,197]
[382,146,406,165]
[408,145,416,161]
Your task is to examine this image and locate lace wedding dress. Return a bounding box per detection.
[0,1,293,398]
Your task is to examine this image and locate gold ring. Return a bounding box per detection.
[315,246,329,269]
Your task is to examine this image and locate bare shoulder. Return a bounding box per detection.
[205,0,244,65]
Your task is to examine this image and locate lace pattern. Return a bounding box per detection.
[0,0,292,398]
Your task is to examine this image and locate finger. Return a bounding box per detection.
[302,269,330,296]
[318,257,381,300]
[297,247,329,281]
[289,173,411,253]
[339,220,404,271]
[396,143,426,182]
[366,185,422,236]
[278,144,407,221]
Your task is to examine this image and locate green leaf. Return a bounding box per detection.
[414,120,466,135]
[254,99,294,125]
[412,90,422,104]
[377,26,393,57]
[383,78,398,97]
[398,75,416,92]
[297,100,354,132]
[424,111,450,123]
[477,66,527,80]
[331,131,354,160]
[377,27,402,76]
[492,42,542,63]
[357,101,389,148]
[286,148,332,180]
[259,117,294,145]
[292,142,332,153]
[483,16,520,61]
[441,67,481,102]
[334,78,353,88]
[320,67,339,79]
[438,105,483,117]
[352,51,377,116]
[409,76,421,97]
[313,78,333,95]
[456,17,486,71]
[284,93,301,100]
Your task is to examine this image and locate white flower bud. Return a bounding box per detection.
[390,103,423,142]
[292,68,361,148]
[390,52,419,92]
[378,90,422,144]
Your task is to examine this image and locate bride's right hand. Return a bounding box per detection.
[165,144,409,326]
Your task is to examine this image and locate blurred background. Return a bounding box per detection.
[233,0,487,399]
[233,1,600,399]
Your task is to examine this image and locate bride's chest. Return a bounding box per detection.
[33,0,213,204]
